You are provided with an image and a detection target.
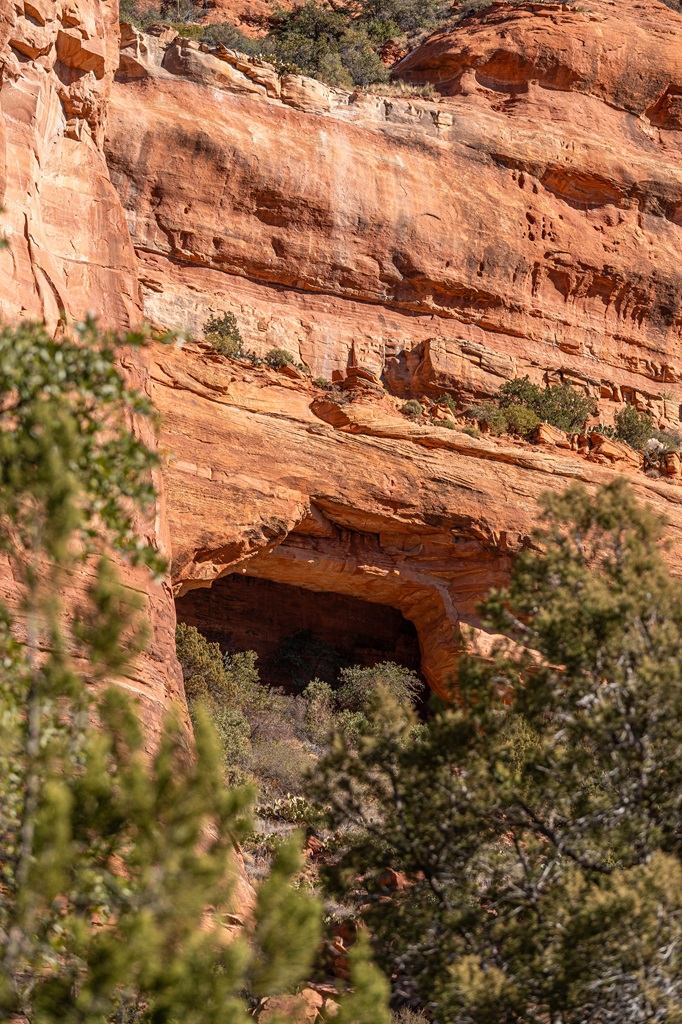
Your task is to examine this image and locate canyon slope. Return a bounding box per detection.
[2,0,682,707]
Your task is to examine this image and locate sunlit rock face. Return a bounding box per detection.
[0,1,181,749]
[145,343,682,698]
[106,0,682,423]
[0,0,141,329]
[2,0,682,718]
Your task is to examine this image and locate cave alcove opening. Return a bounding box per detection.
[175,572,426,698]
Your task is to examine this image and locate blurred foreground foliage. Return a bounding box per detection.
[0,320,387,1023]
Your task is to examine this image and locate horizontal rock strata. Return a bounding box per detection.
[106,0,682,427]
[148,344,682,696]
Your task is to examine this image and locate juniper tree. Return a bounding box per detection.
[0,320,383,1023]
[311,480,682,1023]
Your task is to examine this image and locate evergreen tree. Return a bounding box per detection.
[0,320,387,1023]
[312,480,682,1023]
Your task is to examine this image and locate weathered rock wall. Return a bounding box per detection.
[106,0,682,427]
[2,0,682,709]
[0,0,140,328]
[146,342,682,695]
[0,0,184,747]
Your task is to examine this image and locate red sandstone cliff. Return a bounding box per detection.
[1,0,682,707]
[0,0,183,747]
[106,0,682,426]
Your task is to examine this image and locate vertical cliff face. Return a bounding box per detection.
[0,0,140,329]
[0,0,185,747]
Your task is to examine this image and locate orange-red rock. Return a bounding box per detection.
[0,0,141,329]
[105,0,682,431]
[145,343,682,697]
[3,0,682,718]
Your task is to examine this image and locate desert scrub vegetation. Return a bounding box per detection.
[175,622,424,798]
[589,404,681,475]
[467,375,597,438]
[0,319,392,1023]
[203,311,243,357]
[592,406,681,453]
[262,0,453,88]
[401,399,424,420]
[122,0,451,87]
[311,480,682,1021]
[264,347,296,368]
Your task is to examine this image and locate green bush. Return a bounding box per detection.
[497,376,596,434]
[313,376,330,388]
[336,661,423,715]
[504,403,540,438]
[301,663,423,748]
[401,399,423,420]
[175,624,254,783]
[362,0,451,33]
[265,347,296,368]
[302,678,337,744]
[614,404,654,451]
[438,419,456,429]
[267,3,384,87]
[311,480,682,1023]
[266,0,450,88]
[200,21,263,53]
[175,622,235,704]
[210,703,252,785]
[203,311,243,358]
[466,402,511,436]
[537,382,597,433]
[497,375,545,411]
[122,0,452,87]
[436,392,456,413]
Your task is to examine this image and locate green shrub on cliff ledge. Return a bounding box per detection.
[265,347,296,368]
[401,399,423,420]
[265,0,451,87]
[614,403,654,450]
[498,375,597,433]
[468,376,596,438]
[203,311,243,358]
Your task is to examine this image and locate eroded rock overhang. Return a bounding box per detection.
[148,343,682,697]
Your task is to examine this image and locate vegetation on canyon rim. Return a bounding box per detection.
[0,321,388,1023]
[120,0,470,88]
[118,0,677,90]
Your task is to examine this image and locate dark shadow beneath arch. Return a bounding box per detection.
[175,573,423,692]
